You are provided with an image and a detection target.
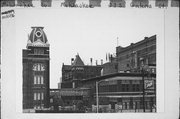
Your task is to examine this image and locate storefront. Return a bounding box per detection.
[82,72,156,112]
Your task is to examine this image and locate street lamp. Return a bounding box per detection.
[96,81,99,113]
[96,78,122,113]
[96,80,103,113]
[96,79,110,113]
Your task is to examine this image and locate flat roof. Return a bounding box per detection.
[116,35,156,54]
[82,72,156,83]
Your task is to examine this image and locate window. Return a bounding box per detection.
[132,84,136,91]
[121,84,129,91]
[33,64,45,71]
[34,76,36,84]
[126,84,129,91]
[123,102,128,109]
[50,98,53,103]
[34,93,37,100]
[37,76,40,84]
[34,75,44,85]
[109,85,117,92]
[34,93,44,101]
[38,64,40,71]
[41,76,44,84]
[41,93,44,100]
[41,65,45,71]
[136,84,140,91]
[127,102,129,109]
[38,93,40,100]
[122,84,125,91]
[34,49,38,54]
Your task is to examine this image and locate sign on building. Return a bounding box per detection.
[144,80,154,90]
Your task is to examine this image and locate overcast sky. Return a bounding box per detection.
[15,9,164,88]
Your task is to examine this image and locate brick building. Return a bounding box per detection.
[56,35,156,112]
[61,54,102,89]
[82,72,156,112]
[58,54,102,108]
[23,27,50,110]
[79,35,157,112]
[116,35,156,73]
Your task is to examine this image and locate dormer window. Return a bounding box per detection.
[34,48,44,55]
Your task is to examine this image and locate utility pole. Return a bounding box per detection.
[142,69,145,112]
[140,58,145,112]
[96,81,99,113]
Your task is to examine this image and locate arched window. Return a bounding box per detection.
[33,63,45,71]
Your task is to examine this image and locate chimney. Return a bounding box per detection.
[71,58,74,65]
[144,37,148,39]
[90,58,93,66]
[110,54,113,63]
[101,59,103,65]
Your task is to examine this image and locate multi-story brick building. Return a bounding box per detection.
[116,35,156,73]
[61,54,102,89]
[23,27,50,110]
[57,35,156,112]
[59,54,102,107]
[79,35,157,112]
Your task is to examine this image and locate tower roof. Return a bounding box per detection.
[27,27,49,48]
[73,54,84,66]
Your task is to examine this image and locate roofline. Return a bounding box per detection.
[62,64,103,68]
[82,72,156,82]
[116,35,156,53]
[31,26,44,29]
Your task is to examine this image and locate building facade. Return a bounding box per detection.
[57,54,103,109]
[23,27,50,110]
[116,35,156,73]
[55,35,156,112]
[82,73,156,112]
[61,54,102,89]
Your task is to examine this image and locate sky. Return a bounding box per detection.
[2,7,179,118]
[15,8,164,88]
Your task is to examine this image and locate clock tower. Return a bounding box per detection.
[23,27,50,110]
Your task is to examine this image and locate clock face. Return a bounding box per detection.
[33,63,45,71]
[35,31,42,37]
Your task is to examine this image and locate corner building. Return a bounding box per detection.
[116,35,156,73]
[23,27,50,110]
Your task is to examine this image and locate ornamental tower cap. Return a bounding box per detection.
[27,27,49,48]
